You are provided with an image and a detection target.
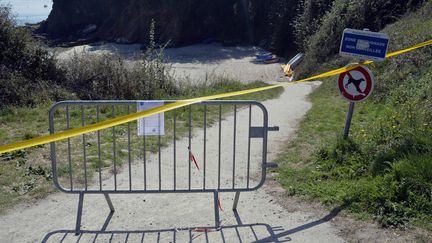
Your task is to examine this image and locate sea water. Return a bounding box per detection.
[4,0,52,25]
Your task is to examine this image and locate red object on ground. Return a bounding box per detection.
[192,228,217,232]
[188,148,200,171]
[218,192,224,212]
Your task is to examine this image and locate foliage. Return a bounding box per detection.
[0,3,66,106]
[0,4,179,106]
[58,50,179,100]
[266,0,301,55]
[278,1,432,231]
[294,0,425,77]
[292,0,334,51]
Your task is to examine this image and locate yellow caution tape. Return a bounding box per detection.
[0,39,431,155]
[385,39,432,58]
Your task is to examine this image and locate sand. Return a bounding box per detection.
[55,43,286,84]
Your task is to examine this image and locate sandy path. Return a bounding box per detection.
[0,44,350,242]
[0,82,348,243]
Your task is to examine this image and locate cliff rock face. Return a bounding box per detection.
[40,0,277,47]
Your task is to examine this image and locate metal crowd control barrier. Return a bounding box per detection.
[49,100,279,233]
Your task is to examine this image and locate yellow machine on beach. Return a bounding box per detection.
[281,64,294,78]
[281,53,305,81]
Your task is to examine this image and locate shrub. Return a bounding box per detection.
[293,0,334,51]
[58,49,179,100]
[295,0,426,77]
[266,0,302,54]
[0,3,66,107]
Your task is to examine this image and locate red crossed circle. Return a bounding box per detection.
[338,65,374,102]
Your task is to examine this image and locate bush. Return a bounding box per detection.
[293,0,334,51]
[1,4,180,105]
[58,49,179,100]
[295,0,425,77]
[0,3,66,107]
[265,0,302,54]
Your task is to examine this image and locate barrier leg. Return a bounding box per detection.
[75,192,84,235]
[233,191,240,211]
[213,191,220,228]
[104,193,115,212]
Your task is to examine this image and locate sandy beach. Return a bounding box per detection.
[55,43,286,85]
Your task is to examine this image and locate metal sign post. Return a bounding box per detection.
[339,28,385,139]
[343,102,355,139]
[339,64,375,138]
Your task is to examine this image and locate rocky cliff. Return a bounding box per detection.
[39,0,287,48]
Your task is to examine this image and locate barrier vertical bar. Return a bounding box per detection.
[143,118,147,190]
[112,106,117,191]
[66,105,73,191]
[214,191,220,228]
[81,106,88,190]
[203,104,207,190]
[218,105,222,189]
[127,105,132,190]
[246,105,252,188]
[232,105,237,189]
[97,106,102,190]
[173,110,177,190]
[75,192,84,234]
[158,112,162,190]
[188,105,192,190]
[104,193,115,212]
[233,191,240,210]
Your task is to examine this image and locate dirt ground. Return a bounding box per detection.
[0,43,425,242]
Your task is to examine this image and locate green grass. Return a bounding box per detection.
[0,79,283,213]
[277,74,432,231]
[276,2,432,236]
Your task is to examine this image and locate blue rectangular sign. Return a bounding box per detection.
[339,28,389,61]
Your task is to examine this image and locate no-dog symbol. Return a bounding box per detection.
[338,65,375,102]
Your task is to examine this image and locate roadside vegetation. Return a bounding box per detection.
[277,1,432,234]
[0,4,283,212]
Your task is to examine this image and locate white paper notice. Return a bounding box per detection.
[137,101,165,136]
